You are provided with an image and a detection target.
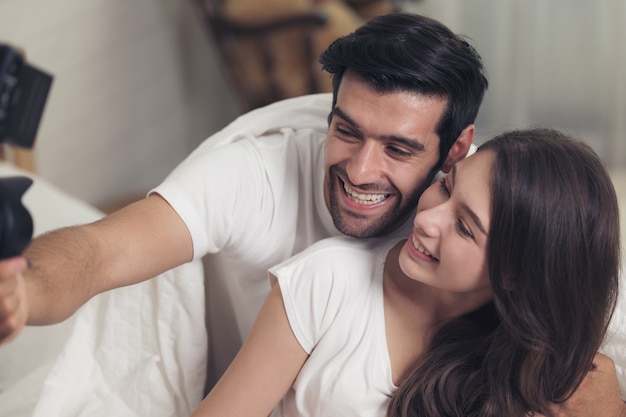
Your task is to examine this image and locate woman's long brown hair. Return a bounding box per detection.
[388,128,621,417]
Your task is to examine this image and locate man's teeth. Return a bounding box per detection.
[343,183,388,205]
[411,235,432,257]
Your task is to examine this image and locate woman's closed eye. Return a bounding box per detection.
[456,219,474,239]
[439,178,475,239]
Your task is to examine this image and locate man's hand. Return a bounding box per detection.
[0,257,28,344]
[546,353,626,417]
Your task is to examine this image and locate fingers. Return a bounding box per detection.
[0,257,29,344]
[0,256,27,276]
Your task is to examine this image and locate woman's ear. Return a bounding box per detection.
[440,125,475,173]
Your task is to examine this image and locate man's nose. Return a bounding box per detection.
[346,142,383,185]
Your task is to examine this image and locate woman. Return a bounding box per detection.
[191,128,621,417]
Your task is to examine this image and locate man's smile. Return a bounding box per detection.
[342,181,389,206]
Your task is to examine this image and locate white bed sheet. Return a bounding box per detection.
[30,259,207,417]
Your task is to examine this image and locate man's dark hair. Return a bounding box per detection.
[319,12,488,167]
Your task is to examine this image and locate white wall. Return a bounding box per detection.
[0,0,241,209]
[404,0,626,170]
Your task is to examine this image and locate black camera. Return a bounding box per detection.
[0,44,53,259]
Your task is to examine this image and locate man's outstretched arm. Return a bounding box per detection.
[0,193,193,342]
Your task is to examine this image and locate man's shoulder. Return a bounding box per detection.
[179,93,331,167]
[213,93,332,144]
[255,93,333,119]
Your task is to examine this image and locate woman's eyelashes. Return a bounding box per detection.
[438,178,475,240]
[456,219,474,239]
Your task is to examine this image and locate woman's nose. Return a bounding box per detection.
[413,205,444,238]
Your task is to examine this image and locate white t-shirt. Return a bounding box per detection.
[153,93,414,382]
[154,93,333,334]
[269,236,403,417]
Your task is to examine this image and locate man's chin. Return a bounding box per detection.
[332,215,394,239]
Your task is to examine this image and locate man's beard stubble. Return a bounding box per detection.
[327,165,437,238]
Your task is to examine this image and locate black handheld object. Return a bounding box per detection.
[0,44,53,259]
[0,176,33,259]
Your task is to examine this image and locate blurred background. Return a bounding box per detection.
[0,0,624,212]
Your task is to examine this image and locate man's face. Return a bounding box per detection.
[324,71,448,238]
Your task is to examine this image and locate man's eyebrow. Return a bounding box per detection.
[332,107,358,127]
[386,135,426,152]
[451,165,487,235]
[332,107,426,153]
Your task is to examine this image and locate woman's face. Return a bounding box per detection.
[398,150,494,300]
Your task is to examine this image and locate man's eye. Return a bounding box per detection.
[335,126,354,136]
[388,146,412,157]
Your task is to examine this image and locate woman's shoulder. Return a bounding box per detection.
[270,236,400,286]
[291,235,396,264]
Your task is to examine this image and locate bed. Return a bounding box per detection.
[0,163,624,417]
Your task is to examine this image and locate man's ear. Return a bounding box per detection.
[440,125,475,173]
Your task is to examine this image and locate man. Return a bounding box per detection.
[0,12,623,416]
[0,12,484,348]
